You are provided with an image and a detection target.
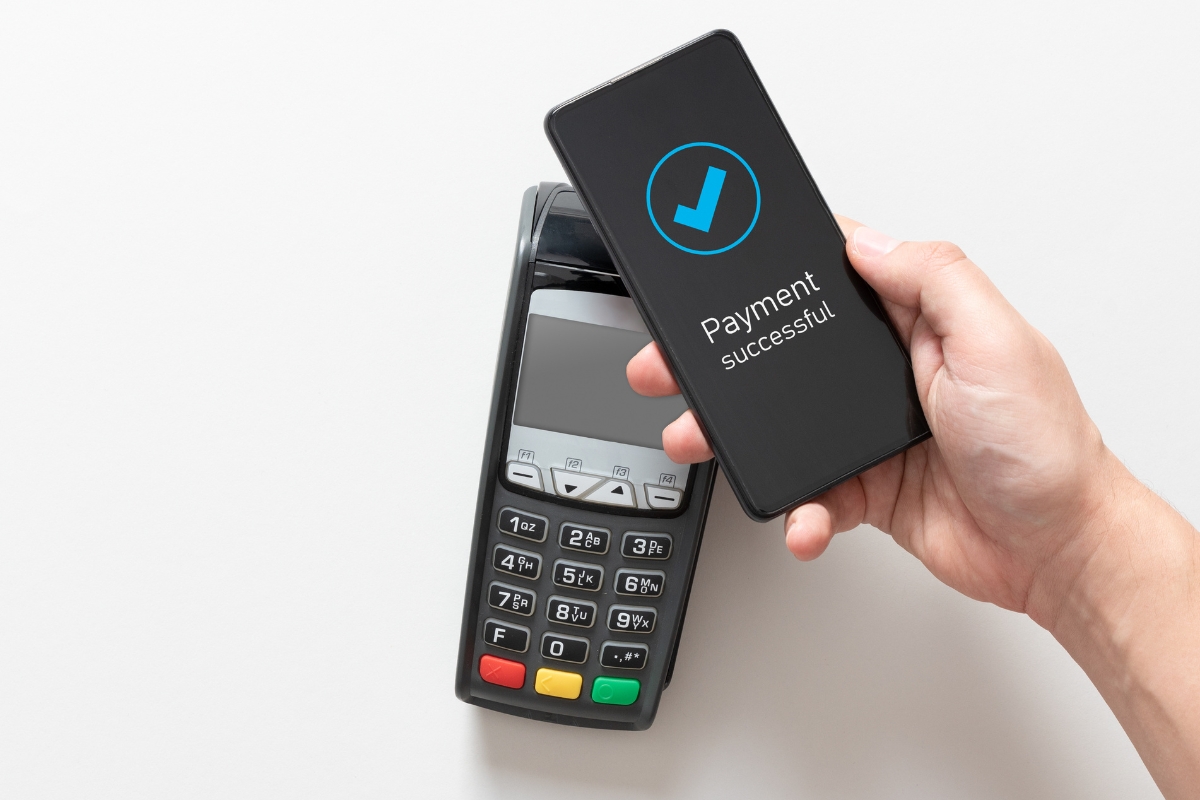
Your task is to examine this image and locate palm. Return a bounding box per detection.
[628,226,1105,616]
[807,243,1104,613]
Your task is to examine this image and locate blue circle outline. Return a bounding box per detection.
[646,142,760,256]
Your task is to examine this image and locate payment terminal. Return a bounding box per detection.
[455,183,718,730]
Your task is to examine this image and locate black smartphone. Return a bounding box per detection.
[455,183,718,730]
[544,30,929,520]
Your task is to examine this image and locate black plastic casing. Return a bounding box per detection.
[455,184,718,730]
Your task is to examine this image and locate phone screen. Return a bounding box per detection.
[546,32,928,518]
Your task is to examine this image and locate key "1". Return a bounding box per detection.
[497,507,548,542]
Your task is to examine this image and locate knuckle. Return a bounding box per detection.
[918,240,970,271]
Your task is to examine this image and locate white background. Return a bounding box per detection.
[1,1,1197,798]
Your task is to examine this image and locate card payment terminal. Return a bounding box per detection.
[455,183,718,730]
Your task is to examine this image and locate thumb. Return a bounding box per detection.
[846,226,1015,343]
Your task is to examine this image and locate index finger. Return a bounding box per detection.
[627,341,681,397]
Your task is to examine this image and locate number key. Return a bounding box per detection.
[559,522,610,554]
[614,568,665,597]
[498,507,548,542]
[546,595,597,628]
[488,581,536,616]
[493,544,542,581]
[607,604,657,634]
[541,632,589,664]
[552,559,603,592]
[621,531,672,560]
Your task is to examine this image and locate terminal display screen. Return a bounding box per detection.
[513,314,687,450]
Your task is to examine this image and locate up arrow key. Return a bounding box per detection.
[589,478,636,508]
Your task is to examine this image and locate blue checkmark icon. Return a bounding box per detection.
[647,142,759,255]
[673,166,727,232]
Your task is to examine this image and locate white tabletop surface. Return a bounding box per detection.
[1,1,1196,797]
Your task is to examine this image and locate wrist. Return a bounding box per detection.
[1025,450,1200,798]
[1024,447,1147,636]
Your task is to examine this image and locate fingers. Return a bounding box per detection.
[833,213,864,240]
[785,504,835,560]
[627,342,681,397]
[627,343,710,462]
[784,478,868,561]
[662,410,714,463]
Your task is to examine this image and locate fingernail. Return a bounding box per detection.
[852,226,901,257]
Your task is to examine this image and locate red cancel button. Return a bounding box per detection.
[479,654,525,689]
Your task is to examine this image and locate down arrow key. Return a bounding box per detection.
[551,469,604,500]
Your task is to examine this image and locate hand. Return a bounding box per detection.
[628,218,1200,798]
[627,217,1114,619]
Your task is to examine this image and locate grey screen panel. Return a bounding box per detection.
[514,314,687,450]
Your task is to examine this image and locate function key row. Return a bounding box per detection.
[504,458,683,512]
[500,509,672,561]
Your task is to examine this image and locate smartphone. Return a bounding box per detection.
[544,30,930,520]
[455,183,718,730]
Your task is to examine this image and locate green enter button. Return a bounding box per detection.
[591,676,640,706]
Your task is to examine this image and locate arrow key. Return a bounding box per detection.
[587,478,636,508]
[551,469,604,500]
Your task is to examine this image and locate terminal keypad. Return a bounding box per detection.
[476,502,682,713]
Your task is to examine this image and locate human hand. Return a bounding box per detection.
[631,220,1200,797]
[627,217,1117,620]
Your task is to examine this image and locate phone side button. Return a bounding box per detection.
[479,654,525,689]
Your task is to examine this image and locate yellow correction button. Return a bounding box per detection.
[534,667,583,700]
